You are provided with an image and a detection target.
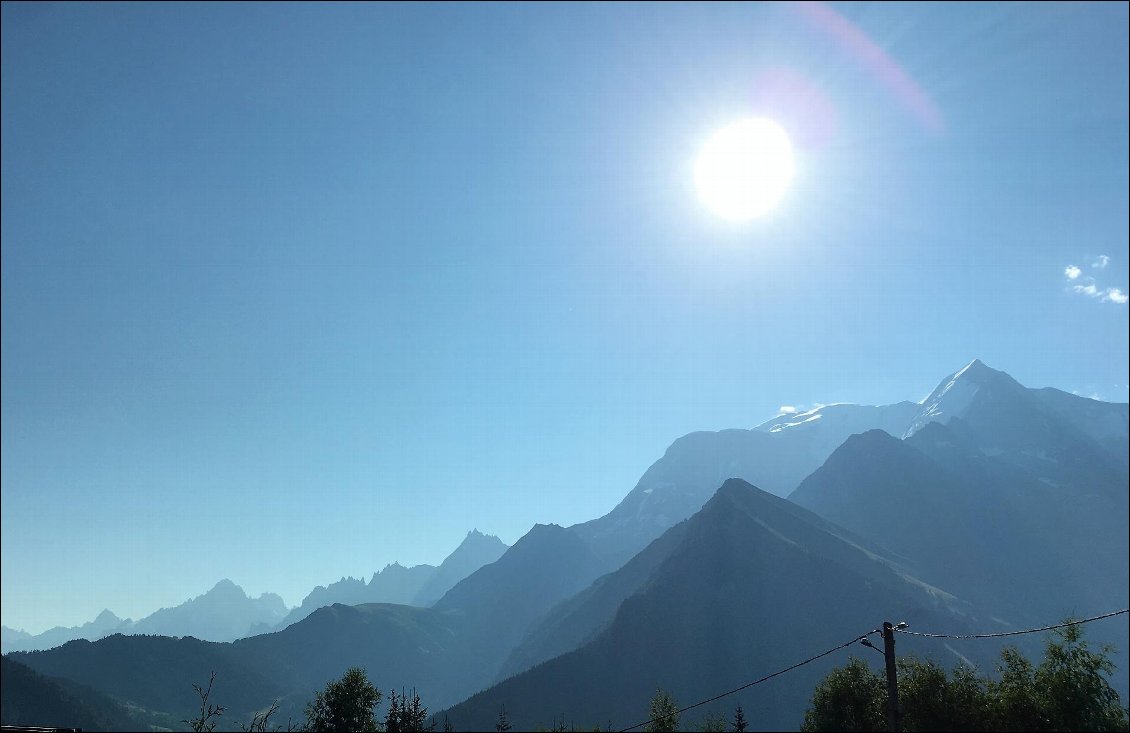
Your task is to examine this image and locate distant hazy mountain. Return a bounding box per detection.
[128,579,288,642]
[274,564,437,631]
[1,609,132,654]
[571,359,1127,571]
[274,529,508,631]
[414,529,508,607]
[1,655,147,731]
[1,625,33,648]
[3,582,287,653]
[568,395,932,570]
[441,479,988,731]
[11,525,605,718]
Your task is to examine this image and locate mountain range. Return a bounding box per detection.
[5,359,1127,731]
[2,530,508,654]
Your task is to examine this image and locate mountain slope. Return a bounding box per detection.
[413,529,508,607]
[8,633,286,726]
[234,603,477,714]
[442,479,983,731]
[0,655,148,732]
[432,523,604,683]
[495,518,692,682]
[789,418,1129,697]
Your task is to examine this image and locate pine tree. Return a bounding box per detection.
[645,689,679,733]
[400,688,429,732]
[495,704,512,732]
[385,688,401,733]
[731,705,747,732]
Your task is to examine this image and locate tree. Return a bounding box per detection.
[731,704,747,732]
[389,687,430,732]
[646,688,680,733]
[184,671,226,733]
[801,658,885,732]
[801,623,1129,732]
[242,701,278,732]
[386,688,402,733]
[242,700,299,733]
[304,667,382,732]
[495,703,513,732]
[697,710,728,731]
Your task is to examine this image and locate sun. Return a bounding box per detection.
[694,118,795,221]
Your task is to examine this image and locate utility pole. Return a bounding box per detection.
[882,621,900,733]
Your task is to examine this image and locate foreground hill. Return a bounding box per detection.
[8,633,286,727]
[0,655,148,731]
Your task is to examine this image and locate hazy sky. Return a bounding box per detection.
[3,2,1127,633]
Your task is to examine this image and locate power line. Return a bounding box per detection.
[616,628,879,732]
[615,608,1129,732]
[894,608,1129,640]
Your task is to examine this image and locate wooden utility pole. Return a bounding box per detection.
[882,621,900,732]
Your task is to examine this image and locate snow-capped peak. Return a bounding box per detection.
[904,359,1013,437]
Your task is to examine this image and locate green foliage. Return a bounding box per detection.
[801,658,886,732]
[896,657,989,732]
[801,624,1130,732]
[1019,623,1127,731]
[303,667,382,732]
[646,688,680,733]
[697,709,728,731]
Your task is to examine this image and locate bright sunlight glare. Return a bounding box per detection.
[694,118,795,221]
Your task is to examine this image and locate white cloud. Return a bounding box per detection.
[778,405,799,414]
[1103,288,1128,304]
[1065,262,1128,304]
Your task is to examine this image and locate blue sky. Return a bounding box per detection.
[2,2,1127,632]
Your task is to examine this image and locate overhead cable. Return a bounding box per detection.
[894,608,1129,639]
[616,628,879,732]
